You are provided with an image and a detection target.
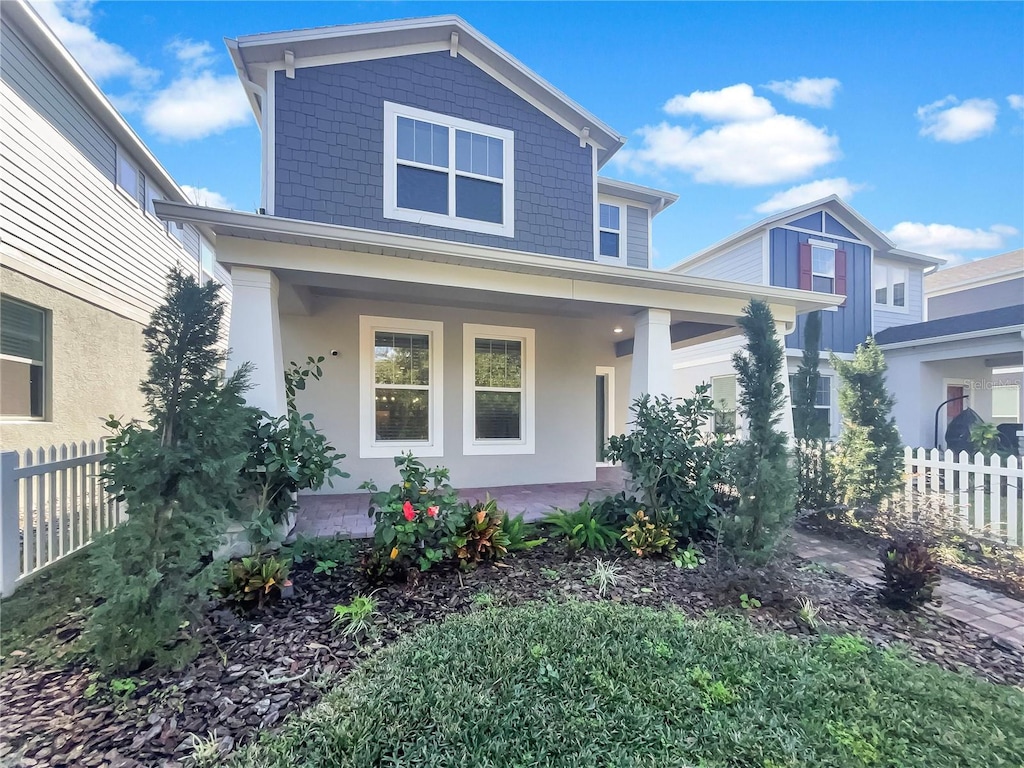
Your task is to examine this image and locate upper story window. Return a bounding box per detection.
[116,150,145,209]
[874,263,908,309]
[1,296,46,420]
[383,102,515,238]
[811,243,836,293]
[599,203,621,259]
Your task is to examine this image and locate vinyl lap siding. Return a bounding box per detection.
[0,20,115,182]
[684,237,763,283]
[873,265,924,332]
[1,81,197,322]
[626,206,649,268]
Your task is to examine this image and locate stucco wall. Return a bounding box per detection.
[281,296,617,494]
[1,267,148,450]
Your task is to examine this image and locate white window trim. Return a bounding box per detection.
[595,365,616,467]
[597,200,623,264]
[359,316,444,459]
[1,298,48,422]
[383,102,515,238]
[463,323,535,455]
[873,261,909,313]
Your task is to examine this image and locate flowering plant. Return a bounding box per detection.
[361,453,460,578]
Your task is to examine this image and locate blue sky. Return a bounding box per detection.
[33,1,1024,268]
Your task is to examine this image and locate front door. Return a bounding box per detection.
[947,385,965,423]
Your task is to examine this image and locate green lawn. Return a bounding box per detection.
[233,601,1024,768]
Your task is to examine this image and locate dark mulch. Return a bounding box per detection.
[797,511,1024,600]
[2,540,1023,768]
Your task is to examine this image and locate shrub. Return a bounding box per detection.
[795,439,840,511]
[605,387,732,540]
[791,310,829,442]
[88,270,254,672]
[222,554,292,609]
[721,300,797,562]
[879,538,941,609]
[621,509,676,558]
[832,338,903,509]
[445,497,511,569]
[501,512,547,552]
[543,500,620,555]
[361,453,460,578]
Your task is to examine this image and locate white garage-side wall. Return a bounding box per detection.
[281,296,616,494]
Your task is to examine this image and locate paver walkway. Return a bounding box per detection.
[792,530,1024,651]
[297,466,629,539]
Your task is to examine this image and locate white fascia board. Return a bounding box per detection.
[154,201,842,315]
[596,177,679,214]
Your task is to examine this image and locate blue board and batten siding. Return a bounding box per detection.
[274,52,595,261]
[769,227,871,353]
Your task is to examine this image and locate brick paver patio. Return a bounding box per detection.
[296,466,629,539]
[793,530,1024,651]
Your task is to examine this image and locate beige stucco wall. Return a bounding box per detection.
[1,267,148,451]
[281,295,619,495]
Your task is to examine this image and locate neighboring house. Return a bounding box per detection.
[0,0,227,449]
[669,196,942,440]
[878,250,1023,449]
[155,16,838,495]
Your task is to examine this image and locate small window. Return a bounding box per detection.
[599,203,621,259]
[200,237,216,285]
[359,317,443,458]
[711,375,737,435]
[464,324,535,455]
[992,385,1020,421]
[811,244,835,293]
[874,263,908,309]
[385,103,514,237]
[1,297,46,419]
[116,151,143,208]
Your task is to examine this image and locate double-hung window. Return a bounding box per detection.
[811,243,836,293]
[598,203,621,259]
[384,102,514,237]
[874,263,908,309]
[711,375,737,435]
[464,324,534,454]
[790,374,833,436]
[1,297,46,419]
[359,317,443,458]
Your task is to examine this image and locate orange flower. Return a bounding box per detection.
[390,546,399,560]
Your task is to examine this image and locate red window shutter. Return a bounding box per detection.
[835,249,848,305]
[798,243,812,290]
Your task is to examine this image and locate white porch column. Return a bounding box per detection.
[228,267,286,416]
[775,321,796,444]
[630,308,674,404]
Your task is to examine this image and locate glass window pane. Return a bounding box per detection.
[811,246,834,276]
[0,298,45,361]
[397,166,448,214]
[812,275,834,293]
[475,338,522,387]
[374,388,429,441]
[374,332,430,386]
[455,176,502,223]
[469,133,488,175]
[397,117,415,161]
[815,377,831,407]
[874,265,888,304]
[488,137,504,179]
[0,358,43,418]
[456,130,472,173]
[432,124,448,167]
[712,376,737,411]
[875,285,888,304]
[893,280,906,307]
[600,203,620,231]
[811,407,830,434]
[413,120,433,165]
[117,155,138,197]
[476,391,521,440]
[599,231,619,258]
[992,385,1020,421]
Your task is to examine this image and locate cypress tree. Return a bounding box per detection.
[831,337,904,509]
[792,310,829,442]
[722,300,797,561]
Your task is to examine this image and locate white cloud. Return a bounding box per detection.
[615,114,839,187]
[764,77,841,108]
[916,96,998,142]
[143,71,251,141]
[181,185,233,210]
[663,84,775,122]
[167,38,216,72]
[30,1,158,89]
[885,221,1018,261]
[1009,94,1024,113]
[755,177,866,214]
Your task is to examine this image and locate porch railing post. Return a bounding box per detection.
[1,451,22,598]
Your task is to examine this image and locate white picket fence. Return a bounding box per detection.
[1,440,120,597]
[902,446,1023,546]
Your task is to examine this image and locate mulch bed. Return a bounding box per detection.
[2,540,1023,768]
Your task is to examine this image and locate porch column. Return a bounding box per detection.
[228,267,286,416]
[775,321,795,444]
[630,308,674,404]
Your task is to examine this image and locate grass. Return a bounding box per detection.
[0,550,93,669]
[232,601,1024,768]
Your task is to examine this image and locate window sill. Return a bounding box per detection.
[464,440,535,456]
[360,442,444,460]
[873,303,910,314]
[384,206,513,238]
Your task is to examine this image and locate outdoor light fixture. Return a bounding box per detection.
[613,326,623,334]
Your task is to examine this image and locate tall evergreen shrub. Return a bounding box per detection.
[88,270,254,671]
[831,337,903,508]
[722,300,797,561]
[792,310,829,442]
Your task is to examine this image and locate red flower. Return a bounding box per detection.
[402,500,416,521]
[427,506,439,518]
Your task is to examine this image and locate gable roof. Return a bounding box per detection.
[925,249,1023,295]
[668,195,944,273]
[875,304,1024,347]
[226,15,626,167]
[597,177,679,215]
